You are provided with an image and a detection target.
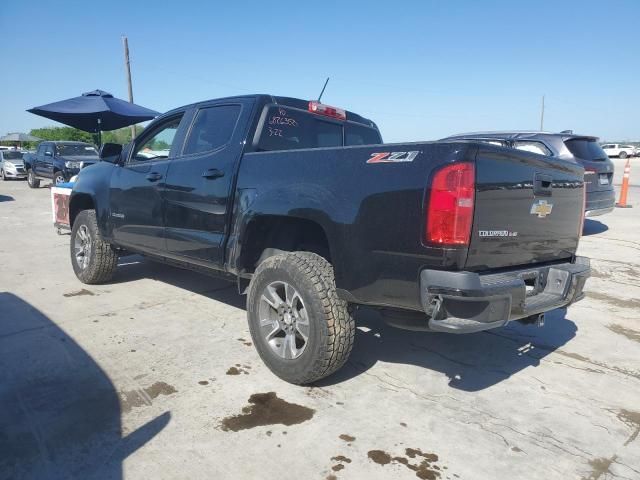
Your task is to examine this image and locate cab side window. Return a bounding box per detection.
[183,105,241,155]
[131,116,182,162]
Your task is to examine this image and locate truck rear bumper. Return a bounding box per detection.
[419,257,590,333]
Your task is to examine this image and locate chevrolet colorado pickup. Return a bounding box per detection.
[69,94,590,384]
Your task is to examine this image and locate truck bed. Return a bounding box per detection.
[232,140,585,311]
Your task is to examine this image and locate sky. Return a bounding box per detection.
[1,0,639,143]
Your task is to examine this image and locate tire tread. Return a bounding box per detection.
[249,251,355,384]
[71,210,118,284]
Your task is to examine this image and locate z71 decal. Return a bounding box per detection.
[367,151,420,164]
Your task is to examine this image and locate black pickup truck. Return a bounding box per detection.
[69,94,590,384]
[24,141,99,187]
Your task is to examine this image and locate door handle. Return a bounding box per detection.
[146,172,163,182]
[202,168,224,179]
[534,173,552,196]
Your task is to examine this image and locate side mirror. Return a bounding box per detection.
[100,143,123,164]
[44,151,52,157]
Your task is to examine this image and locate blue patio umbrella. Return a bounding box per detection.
[27,90,159,145]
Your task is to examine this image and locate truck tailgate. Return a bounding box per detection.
[465,146,584,270]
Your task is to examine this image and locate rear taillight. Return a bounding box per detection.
[426,162,475,246]
[308,101,346,120]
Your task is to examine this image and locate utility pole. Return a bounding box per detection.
[122,36,136,141]
[540,95,545,131]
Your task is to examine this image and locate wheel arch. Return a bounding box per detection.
[235,214,334,275]
[69,193,96,229]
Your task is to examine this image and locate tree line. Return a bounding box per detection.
[1,125,144,150]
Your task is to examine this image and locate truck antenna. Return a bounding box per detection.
[317,77,330,102]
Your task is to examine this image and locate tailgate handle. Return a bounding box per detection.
[534,173,553,196]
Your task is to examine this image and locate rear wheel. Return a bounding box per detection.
[27,169,40,188]
[247,252,355,384]
[70,210,118,284]
[620,151,628,159]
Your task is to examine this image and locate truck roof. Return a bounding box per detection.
[164,94,378,129]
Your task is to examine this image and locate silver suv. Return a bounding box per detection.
[0,150,27,180]
[442,131,615,217]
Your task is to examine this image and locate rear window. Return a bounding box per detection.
[564,139,608,161]
[345,123,382,146]
[256,105,380,151]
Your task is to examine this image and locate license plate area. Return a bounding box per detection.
[599,174,609,185]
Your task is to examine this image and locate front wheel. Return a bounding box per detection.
[247,252,355,384]
[53,172,65,185]
[27,169,40,188]
[620,151,628,159]
[1,169,5,181]
[70,210,118,284]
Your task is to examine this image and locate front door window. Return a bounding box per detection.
[132,118,181,163]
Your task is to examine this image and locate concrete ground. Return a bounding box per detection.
[1,169,639,480]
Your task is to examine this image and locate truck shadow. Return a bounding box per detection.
[116,256,578,392]
[583,219,608,236]
[318,307,577,391]
[116,255,245,309]
[0,292,170,480]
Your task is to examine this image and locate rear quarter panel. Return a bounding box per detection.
[231,142,476,310]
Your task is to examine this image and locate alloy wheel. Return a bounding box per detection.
[74,225,92,270]
[258,281,310,360]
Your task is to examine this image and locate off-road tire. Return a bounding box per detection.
[70,210,118,284]
[620,151,628,159]
[27,169,40,188]
[247,252,355,384]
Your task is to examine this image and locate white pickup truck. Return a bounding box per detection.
[601,143,636,159]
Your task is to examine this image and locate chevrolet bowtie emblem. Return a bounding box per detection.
[530,199,553,218]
